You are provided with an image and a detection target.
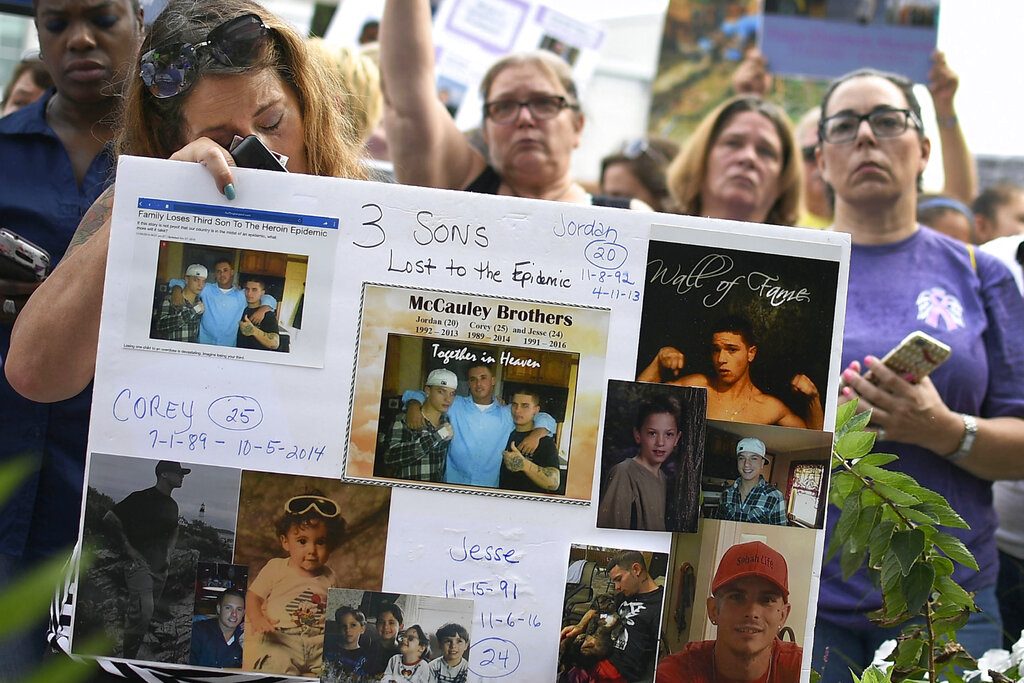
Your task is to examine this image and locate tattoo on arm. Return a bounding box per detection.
[66,186,114,256]
[540,466,560,490]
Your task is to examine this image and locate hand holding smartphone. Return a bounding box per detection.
[870,331,952,384]
[229,135,289,173]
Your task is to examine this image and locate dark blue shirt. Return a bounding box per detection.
[189,616,243,668]
[0,89,110,561]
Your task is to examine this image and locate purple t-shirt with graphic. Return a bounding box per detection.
[818,227,1024,628]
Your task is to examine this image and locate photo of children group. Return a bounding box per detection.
[321,589,475,683]
[557,545,668,683]
[366,333,578,500]
[74,454,391,676]
[147,240,308,358]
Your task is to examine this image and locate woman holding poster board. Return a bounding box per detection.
[379,0,639,209]
[812,69,1024,682]
[6,0,366,402]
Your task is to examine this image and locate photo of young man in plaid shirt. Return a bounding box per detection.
[383,368,457,482]
[155,263,207,343]
[714,437,787,526]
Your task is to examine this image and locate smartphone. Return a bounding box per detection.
[229,135,288,173]
[873,331,952,384]
[0,228,50,282]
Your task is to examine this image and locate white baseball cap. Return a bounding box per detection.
[426,369,458,388]
[736,437,767,458]
[185,264,208,278]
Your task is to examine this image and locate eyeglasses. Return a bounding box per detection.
[819,107,921,144]
[800,145,816,163]
[483,94,577,125]
[139,14,272,99]
[622,138,670,166]
[284,495,341,518]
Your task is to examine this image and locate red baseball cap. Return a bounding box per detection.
[711,541,789,600]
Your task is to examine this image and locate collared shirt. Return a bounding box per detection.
[0,90,109,560]
[401,392,556,487]
[155,295,202,343]
[385,412,451,482]
[189,617,243,668]
[716,476,787,526]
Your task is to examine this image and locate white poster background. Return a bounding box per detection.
[77,156,849,681]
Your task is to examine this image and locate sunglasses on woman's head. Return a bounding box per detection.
[284,494,340,518]
[621,138,669,166]
[139,14,271,99]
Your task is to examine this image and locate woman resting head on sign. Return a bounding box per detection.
[5,0,365,403]
[811,68,1024,683]
[666,95,802,226]
[379,0,643,208]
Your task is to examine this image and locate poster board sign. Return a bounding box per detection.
[759,0,939,83]
[649,0,827,143]
[324,0,605,132]
[62,157,849,681]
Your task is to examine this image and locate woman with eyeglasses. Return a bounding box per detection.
[6,0,365,404]
[812,69,1024,683]
[379,0,639,208]
[665,95,802,226]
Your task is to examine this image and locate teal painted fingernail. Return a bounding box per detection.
[223,183,236,200]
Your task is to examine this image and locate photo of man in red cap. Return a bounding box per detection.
[657,540,801,682]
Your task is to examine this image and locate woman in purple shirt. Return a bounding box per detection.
[811,68,1024,682]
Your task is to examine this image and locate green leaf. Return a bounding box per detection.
[836,431,876,460]
[829,471,859,508]
[915,502,969,529]
[899,507,940,526]
[828,489,863,561]
[871,482,922,507]
[868,520,896,567]
[841,543,868,580]
[933,532,979,571]
[850,505,881,554]
[931,609,971,639]
[857,466,923,492]
[880,552,903,592]
[890,529,926,576]
[912,489,970,529]
[0,455,38,507]
[836,399,858,432]
[837,407,873,439]
[935,575,975,610]
[855,453,900,468]
[0,551,71,639]
[903,561,935,615]
[894,639,925,671]
[931,556,954,578]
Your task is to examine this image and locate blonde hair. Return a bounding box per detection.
[479,51,579,111]
[666,96,801,226]
[115,0,365,180]
[305,38,382,144]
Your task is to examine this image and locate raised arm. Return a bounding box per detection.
[380,0,486,190]
[5,187,113,402]
[929,51,977,204]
